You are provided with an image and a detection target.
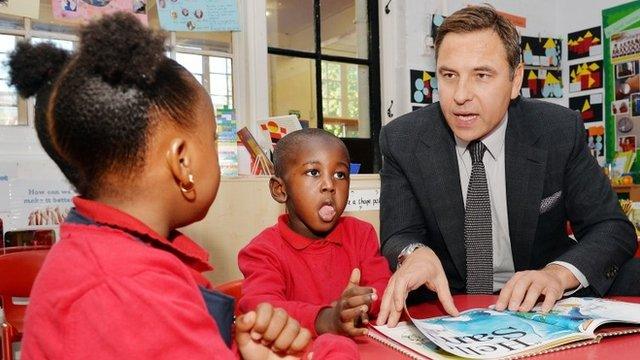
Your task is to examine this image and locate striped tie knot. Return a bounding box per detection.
[468,141,487,164]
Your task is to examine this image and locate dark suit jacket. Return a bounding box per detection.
[379,97,637,297]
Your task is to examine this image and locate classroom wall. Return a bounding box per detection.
[181,174,381,285]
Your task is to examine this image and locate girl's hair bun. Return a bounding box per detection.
[8,41,70,98]
[77,12,166,88]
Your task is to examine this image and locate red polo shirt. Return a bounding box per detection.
[238,215,392,336]
[21,197,236,359]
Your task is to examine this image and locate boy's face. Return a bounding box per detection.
[277,138,350,239]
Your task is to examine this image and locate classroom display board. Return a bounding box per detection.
[603,2,640,163]
[519,36,563,99]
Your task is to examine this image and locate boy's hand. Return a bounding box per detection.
[236,303,311,360]
[315,268,377,337]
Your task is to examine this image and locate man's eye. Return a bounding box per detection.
[306,169,319,177]
[477,73,490,79]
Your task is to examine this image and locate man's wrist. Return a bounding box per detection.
[397,243,427,268]
[544,263,580,291]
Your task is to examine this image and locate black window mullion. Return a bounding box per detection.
[368,0,382,172]
[314,0,324,129]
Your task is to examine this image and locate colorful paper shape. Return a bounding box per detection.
[410,70,438,105]
[569,94,603,123]
[568,26,602,60]
[569,60,603,92]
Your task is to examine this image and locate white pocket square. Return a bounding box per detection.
[540,190,562,214]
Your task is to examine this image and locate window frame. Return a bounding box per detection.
[0,17,237,128]
[267,0,382,172]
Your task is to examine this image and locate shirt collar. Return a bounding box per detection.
[455,112,508,160]
[277,214,344,250]
[71,196,212,272]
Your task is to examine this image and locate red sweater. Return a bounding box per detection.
[238,215,392,336]
[21,197,236,359]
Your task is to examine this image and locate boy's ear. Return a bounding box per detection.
[269,176,287,203]
[166,138,193,191]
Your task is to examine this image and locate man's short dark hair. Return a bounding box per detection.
[435,5,521,76]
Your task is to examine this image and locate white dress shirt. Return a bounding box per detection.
[455,114,588,293]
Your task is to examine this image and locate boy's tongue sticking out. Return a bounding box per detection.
[319,204,336,222]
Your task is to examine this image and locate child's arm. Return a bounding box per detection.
[238,243,329,337]
[61,269,234,359]
[314,268,377,337]
[358,223,394,316]
[235,302,311,359]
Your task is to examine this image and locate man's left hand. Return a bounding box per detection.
[495,264,580,313]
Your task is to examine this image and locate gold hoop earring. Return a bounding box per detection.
[180,173,195,193]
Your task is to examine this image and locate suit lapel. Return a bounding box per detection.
[505,100,548,271]
[414,108,467,279]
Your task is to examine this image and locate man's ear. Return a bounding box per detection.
[165,138,192,189]
[510,62,524,99]
[269,176,287,204]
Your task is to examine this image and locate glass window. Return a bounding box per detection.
[31,37,75,51]
[0,34,24,126]
[266,0,315,52]
[321,61,369,138]
[268,54,317,128]
[320,0,368,59]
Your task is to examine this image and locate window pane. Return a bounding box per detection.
[267,0,315,52]
[0,106,18,126]
[0,34,16,52]
[268,55,317,128]
[321,61,369,138]
[31,37,75,51]
[0,93,17,106]
[210,57,228,74]
[210,74,228,95]
[176,52,203,75]
[320,0,368,59]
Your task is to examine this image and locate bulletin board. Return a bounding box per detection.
[603,1,640,163]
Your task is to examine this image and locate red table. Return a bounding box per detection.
[357,295,640,359]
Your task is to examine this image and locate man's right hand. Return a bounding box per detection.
[376,246,459,327]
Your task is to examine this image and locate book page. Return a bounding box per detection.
[532,297,640,333]
[410,309,590,359]
[370,322,461,360]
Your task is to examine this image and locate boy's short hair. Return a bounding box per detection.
[273,128,349,178]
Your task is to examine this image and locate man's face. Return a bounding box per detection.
[436,29,523,141]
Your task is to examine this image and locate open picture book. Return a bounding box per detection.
[369,297,640,359]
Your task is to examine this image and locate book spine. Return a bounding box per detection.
[366,331,427,360]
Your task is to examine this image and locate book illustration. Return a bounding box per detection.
[236,127,274,175]
[370,322,459,360]
[370,297,640,359]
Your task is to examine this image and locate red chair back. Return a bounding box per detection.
[0,249,49,334]
[215,279,243,316]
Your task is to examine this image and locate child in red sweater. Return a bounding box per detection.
[239,129,392,338]
[9,13,312,359]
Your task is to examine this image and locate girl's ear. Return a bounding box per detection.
[269,176,287,204]
[166,138,196,199]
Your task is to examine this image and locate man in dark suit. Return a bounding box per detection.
[377,5,639,327]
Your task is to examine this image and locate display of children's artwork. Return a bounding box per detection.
[521,36,561,67]
[0,0,39,18]
[257,115,302,149]
[611,28,640,63]
[587,125,605,158]
[569,93,603,123]
[521,69,562,98]
[156,0,239,32]
[216,108,238,177]
[569,60,603,92]
[410,70,438,105]
[52,0,147,23]
[430,14,446,40]
[568,26,602,60]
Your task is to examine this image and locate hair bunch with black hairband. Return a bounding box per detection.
[8,12,202,199]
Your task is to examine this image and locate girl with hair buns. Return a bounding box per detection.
[9,13,325,359]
